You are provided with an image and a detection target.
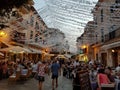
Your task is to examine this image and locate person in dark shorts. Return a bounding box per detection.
[38,76,45,82]
[51,59,61,90]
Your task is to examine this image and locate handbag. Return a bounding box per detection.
[34,73,39,80]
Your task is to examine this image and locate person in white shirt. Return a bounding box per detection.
[116,64,120,74]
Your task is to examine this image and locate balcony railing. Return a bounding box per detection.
[110,4,120,20]
[104,28,120,42]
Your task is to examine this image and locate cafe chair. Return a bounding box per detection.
[8,71,21,83]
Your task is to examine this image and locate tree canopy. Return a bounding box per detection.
[0,0,29,9]
[0,0,32,30]
[0,0,31,16]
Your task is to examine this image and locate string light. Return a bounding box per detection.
[1,0,120,50]
[7,11,119,39]
[33,0,120,52]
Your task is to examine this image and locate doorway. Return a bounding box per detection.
[112,52,118,67]
[101,53,107,66]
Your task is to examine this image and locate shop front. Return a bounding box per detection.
[101,41,120,67]
[78,54,88,62]
[0,46,32,62]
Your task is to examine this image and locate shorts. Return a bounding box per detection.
[52,74,58,79]
[38,76,45,82]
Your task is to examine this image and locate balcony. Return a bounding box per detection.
[104,28,120,42]
[110,4,120,21]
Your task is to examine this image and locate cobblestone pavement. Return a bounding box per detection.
[0,75,73,90]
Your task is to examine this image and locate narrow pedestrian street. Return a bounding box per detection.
[0,75,73,90]
[1,0,120,90]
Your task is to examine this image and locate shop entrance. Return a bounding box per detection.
[112,51,118,67]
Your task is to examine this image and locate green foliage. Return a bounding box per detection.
[0,0,29,16]
[0,0,29,9]
[0,0,31,30]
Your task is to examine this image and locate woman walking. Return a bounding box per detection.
[37,61,46,90]
[97,68,111,90]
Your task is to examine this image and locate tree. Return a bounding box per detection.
[0,0,33,30]
[0,0,29,11]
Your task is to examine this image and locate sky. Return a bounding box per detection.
[34,0,98,53]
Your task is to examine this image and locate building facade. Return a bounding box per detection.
[77,0,120,67]
[92,0,120,67]
[0,1,67,60]
[77,21,95,62]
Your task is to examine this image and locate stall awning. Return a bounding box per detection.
[29,48,42,54]
[0,46,31,53]
[64,54,72,58]
[0,52,4,56]
[57,55,66,59]
[101,41,120,49]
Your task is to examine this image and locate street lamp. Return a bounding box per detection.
[112,49,115,53]
[82,45,87,49]
[0,31,7,37]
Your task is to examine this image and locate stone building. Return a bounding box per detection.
[77,0,120,67]
[0,1,67,60]
[92,0,120,67]
[77,21,95,61]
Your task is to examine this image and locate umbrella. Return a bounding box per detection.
[0,52,4,56]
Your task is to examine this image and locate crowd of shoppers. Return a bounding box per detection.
[61,58,119,90]
[1,56,120,90]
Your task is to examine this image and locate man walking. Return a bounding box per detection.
[51,58,61,90]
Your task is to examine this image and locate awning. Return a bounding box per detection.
[29,48,42,54]
[57,55,66,58]
[0,52,4,56]
[64,54,72,58]
[44,53,54,56]
[101,41,120,49]
[0,46,31,53]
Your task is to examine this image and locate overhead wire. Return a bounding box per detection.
[36,0,120,29]
[35,0,120,48]
[38,0,118,49]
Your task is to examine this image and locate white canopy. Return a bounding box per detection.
[29,48,42,54]
[0,52,4,56]
[0,46,31,53]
